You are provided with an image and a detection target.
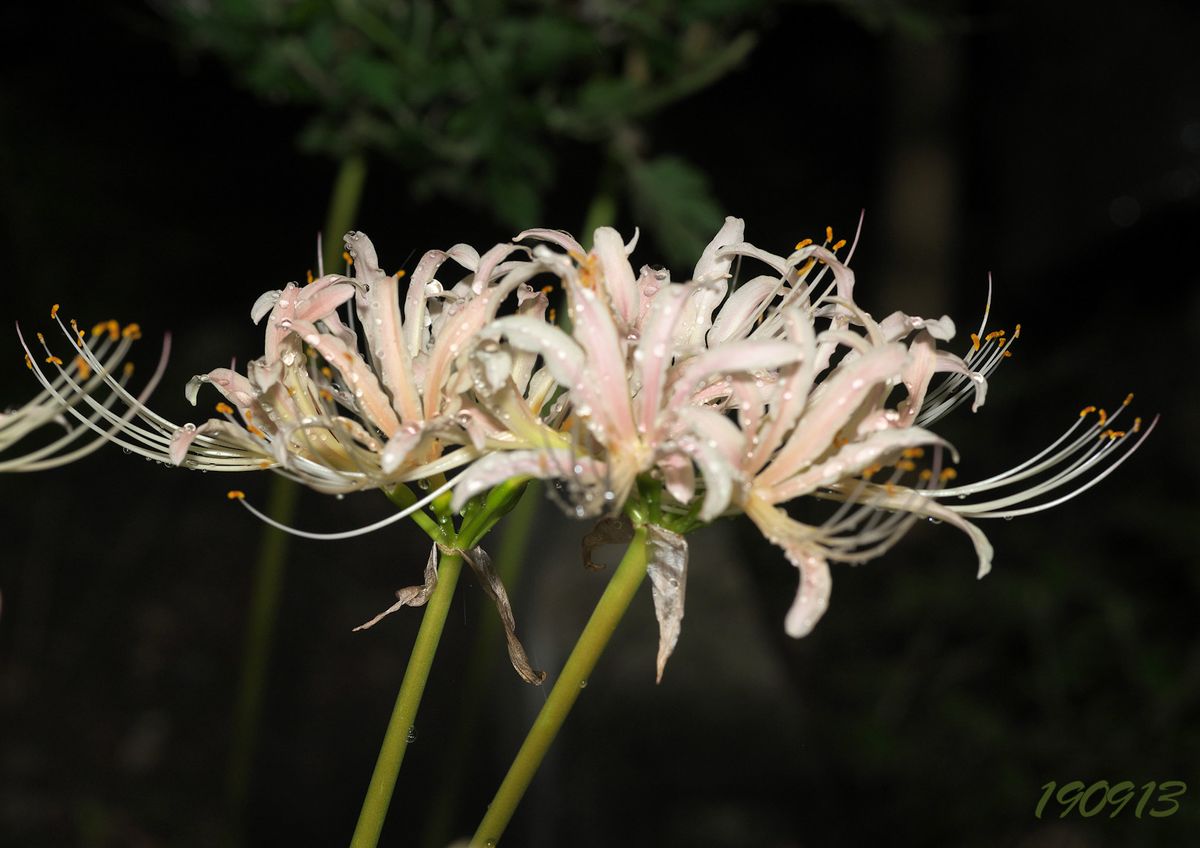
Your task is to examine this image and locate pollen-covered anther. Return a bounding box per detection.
[540,284,554,294]
[122,323,142,340]
[122,362,135,376]
[246,424,266,438]
[45,355,62,366]
[970,333,981,351]
[1002,350,1013,358]
[1097,408,1108,426]
[901,447,925,459]
[1132,417,1142,433]
[50,304,60,318]
[919,469,934,482]
[227,490,246,500]
[896,460,917,472]
[825,226,834,244]
[306,269,314,284]
[548,308,557,323]
[1123,392,1134,406]
[862,464,882,479]
[1079,405,1097,417]
[939,468,958,481]
[215,402,234,415]
[984,330,1005,342]
[342,250,353,265]
[831,238,847,251]
[794,238,813,250]
[1013,323,1022,338]
[1103,429,1126,441]
[23,353,32,369]
[319,388,334,402]
[73,356,91,379]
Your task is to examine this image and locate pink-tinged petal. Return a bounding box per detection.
[766,426,951,503]
[658,453,695,504]
[345,232,423,422]
[450,449,605,512]
[404,249,450,356]
[692,216,744,283]
[743,496,831,637]
[758,342,908,488]
[857,485,995,578]
[488,316,586,388]
[678,432,738,521]
[676,406,746,467]
[422,266,536,418]
[808,246,857,307]
[879,310,957,343]
[896,330,938,427]
[708,276,781,345]
[472,243,524,295]
[592,226,638,329]
[645,524,688,683]
[380,422,425,473]
[296,279,357,325]
[511,287,549,393]
[931,351,988,412]
[633,284,690,435]
[445,243,480,271]
[721,242,791,276]
[747,309,817,474]
[634,264,670,329]
[186,368,257,411]
[784,547,832,638]
[286,318,400,437]
[251,290,280,324]
[516,227,585,257]
[565,283,636,444]
[670,217,745,350]
[666,340,805,412]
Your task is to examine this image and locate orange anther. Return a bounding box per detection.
[227,490,246,500]
[794,238,813,250]
[832,239,847,251]
[1079,405,1096,417]
[50,303,60,318]
[825,226,834,243]
[215,402,234,415]
[970,333,981,351]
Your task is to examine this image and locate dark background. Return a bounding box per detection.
[2,2,1198,847]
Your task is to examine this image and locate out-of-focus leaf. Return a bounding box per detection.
[626,155,725,268]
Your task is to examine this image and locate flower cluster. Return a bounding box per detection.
[23,221,1153,676]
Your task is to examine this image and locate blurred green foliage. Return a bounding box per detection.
[163,0,774,263]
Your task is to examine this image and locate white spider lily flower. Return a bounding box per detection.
[4,316,163,472]
[451,222,808,520]
[719,256,1155,639]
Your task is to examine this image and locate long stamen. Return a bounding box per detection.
[226,471,461,540]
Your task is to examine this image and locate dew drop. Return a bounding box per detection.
[406,726,417,743]
[579,679,588,689]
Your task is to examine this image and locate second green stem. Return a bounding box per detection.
[350,550,464,848]
[470,525,650,847]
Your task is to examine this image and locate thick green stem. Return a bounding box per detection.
[419,485,541,848]
[350,551,465,848]
[470,526,650,847]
